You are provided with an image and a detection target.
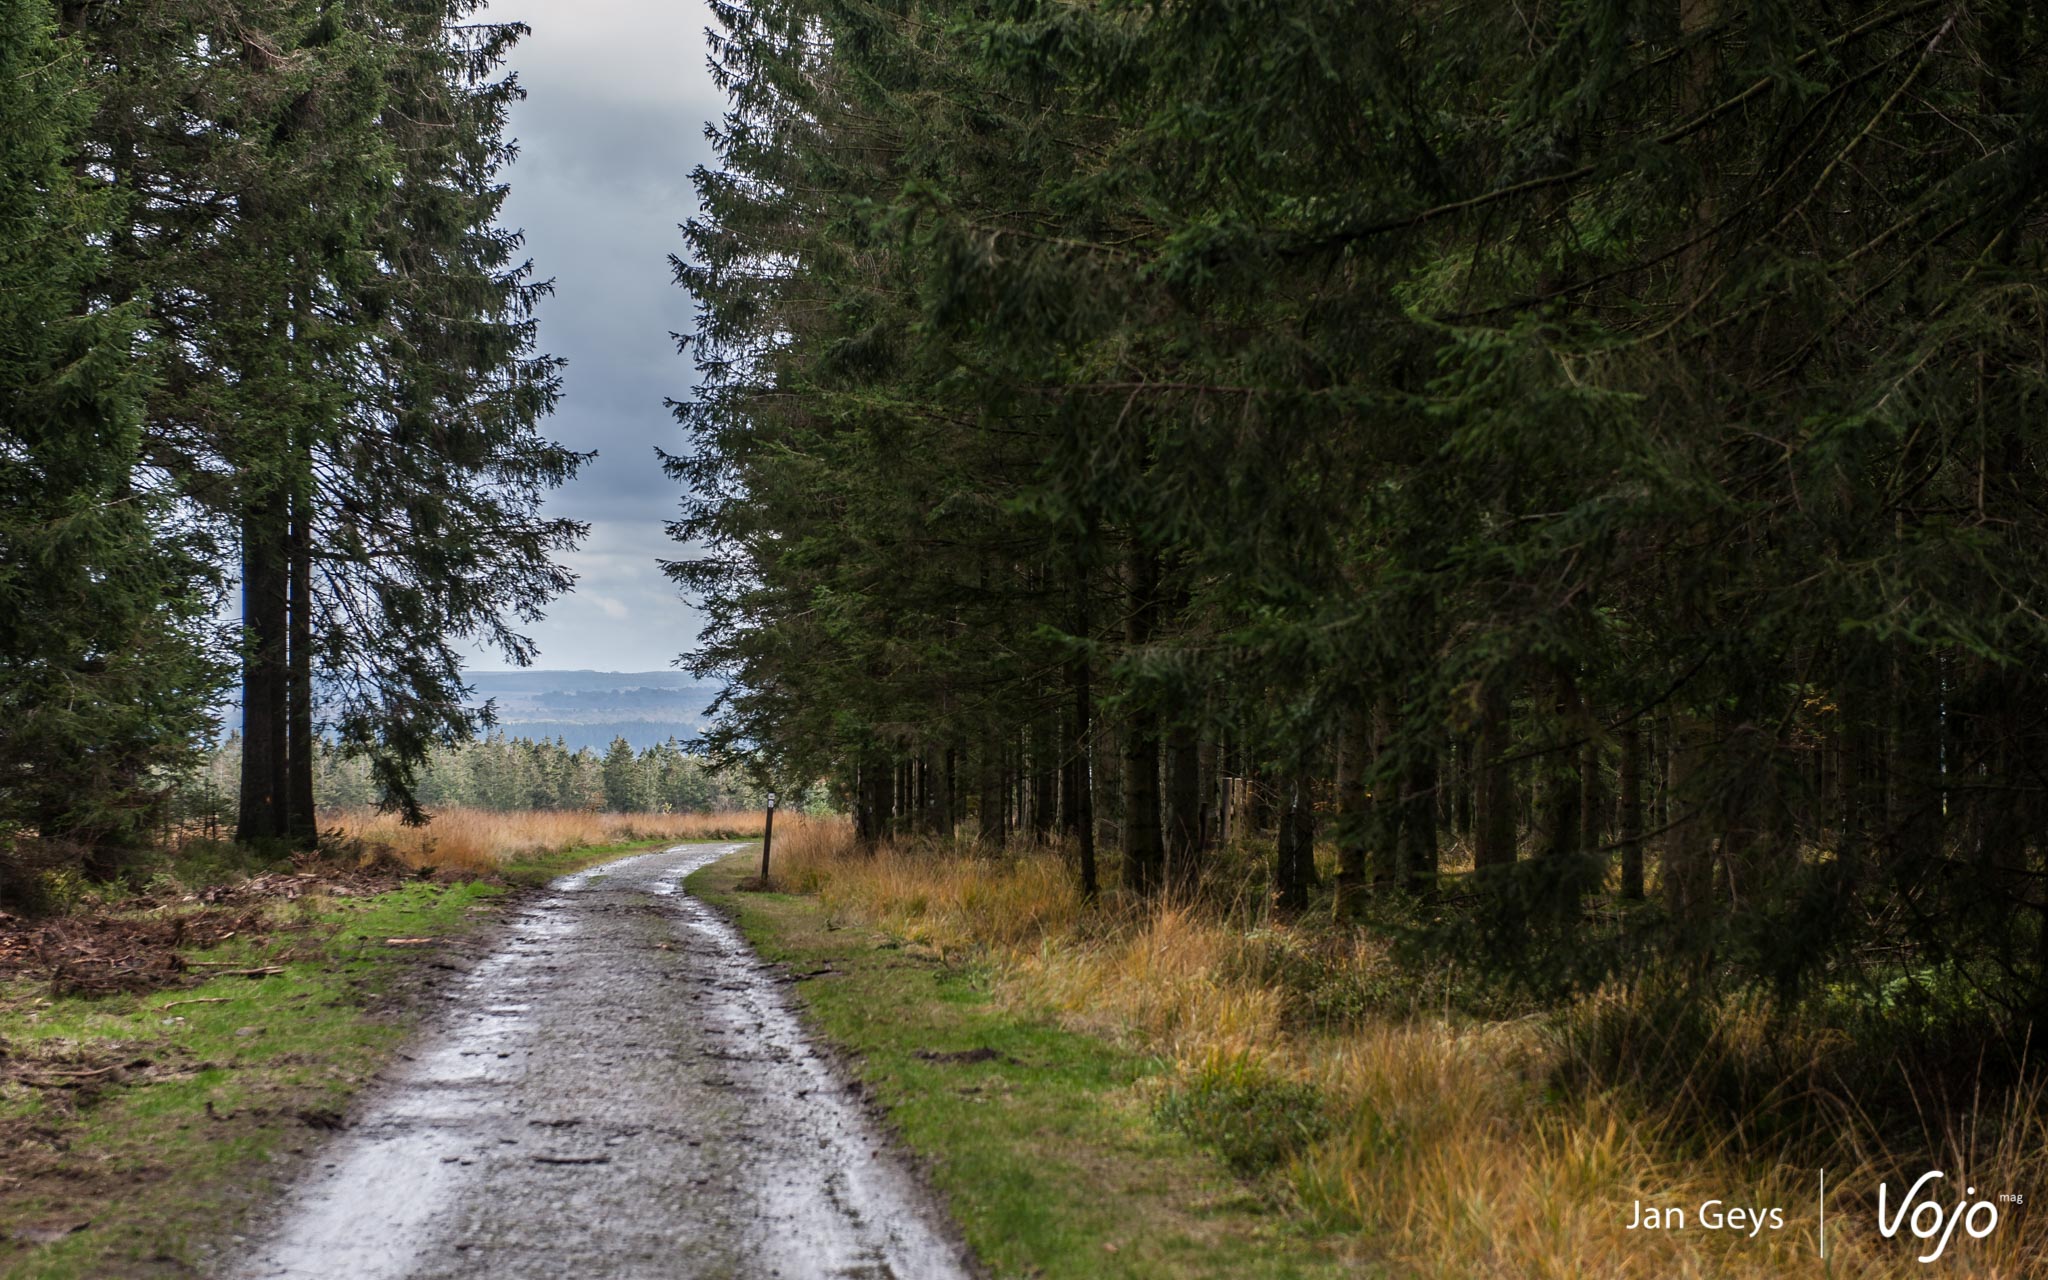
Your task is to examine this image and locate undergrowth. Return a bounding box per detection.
[767,822,2048,1278]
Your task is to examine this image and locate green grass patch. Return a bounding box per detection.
[1155,1057,1331,1179]
[688,852,1355,1280]
[0,880,503,1278]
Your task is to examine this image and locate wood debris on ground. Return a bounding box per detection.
[0,853,413,999]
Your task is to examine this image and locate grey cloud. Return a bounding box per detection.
[464,0,719,672]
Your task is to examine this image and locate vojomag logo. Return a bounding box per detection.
[1876,1171,2017,1264]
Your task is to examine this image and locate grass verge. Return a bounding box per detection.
[687,850,1352,1280]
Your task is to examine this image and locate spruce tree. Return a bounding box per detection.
[0,0,226,877]
[673,0,2048,1017]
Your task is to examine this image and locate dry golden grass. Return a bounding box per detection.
[320,807,770,874]
[769,827,2048,1279]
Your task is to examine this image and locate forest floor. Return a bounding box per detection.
[0,834,684,1279]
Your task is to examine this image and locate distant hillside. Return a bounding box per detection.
[464,670,720,752]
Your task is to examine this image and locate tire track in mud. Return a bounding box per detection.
[227,843,974,1280]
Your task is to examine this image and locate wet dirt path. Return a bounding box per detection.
[228,843,973,1280]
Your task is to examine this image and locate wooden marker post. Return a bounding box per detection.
[760,797,777,882]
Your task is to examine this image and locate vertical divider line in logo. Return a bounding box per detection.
[1819,1168,1826,1260]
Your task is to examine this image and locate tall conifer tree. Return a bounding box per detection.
[0,0,225,875]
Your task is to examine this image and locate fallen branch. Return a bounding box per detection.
[12,1061,138,1087]
[158,997,233,1010]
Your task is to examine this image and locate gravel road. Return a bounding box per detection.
[227,843,974,1280]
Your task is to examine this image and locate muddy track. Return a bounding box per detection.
[226,843,973,1280]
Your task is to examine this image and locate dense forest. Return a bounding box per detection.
[673,0,2048,1043]
[0,0,581,887]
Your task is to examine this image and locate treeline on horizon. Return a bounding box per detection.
[0,1,581,888]
[191,734,765,825]
[674,0,2048,1035]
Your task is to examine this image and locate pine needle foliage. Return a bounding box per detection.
[673,0,2048,1039]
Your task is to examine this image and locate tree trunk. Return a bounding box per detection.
[285,485,317,850]
[978,731,1006,848]
[1163,723,1201,897]
[1196,733,1219,852]
[1663,714,1714,919]
[940,744,959,840]
[1618,720,1645,900]
[1064,540,1097,897]
[1007,734,1021,838]
[1368,696,1400,886]
[1578,736,1604,866]
[237,499,288,844]
[1401,745,1438,896]
[1028,717,1055,841]
[1122,724,1163,893]
[1274,771,1316,915]
[1540,676,1583,864]
[855,753,886,849]
[1121,545,1163,894]
[1451,736,1473,839]
[920,749,945,835]
[1473,678,1517,869]
[899,759,914,838]
[1066,662,1098,900]
[1245,753,1274,837]
[1061,703,1087,842]
[1334,701,1371,915]
[1094,712,1120,860]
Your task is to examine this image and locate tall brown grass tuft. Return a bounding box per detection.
[771,825,2048,1278]
[321,807,771,875]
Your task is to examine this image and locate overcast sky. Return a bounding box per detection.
[462,1,723,673]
